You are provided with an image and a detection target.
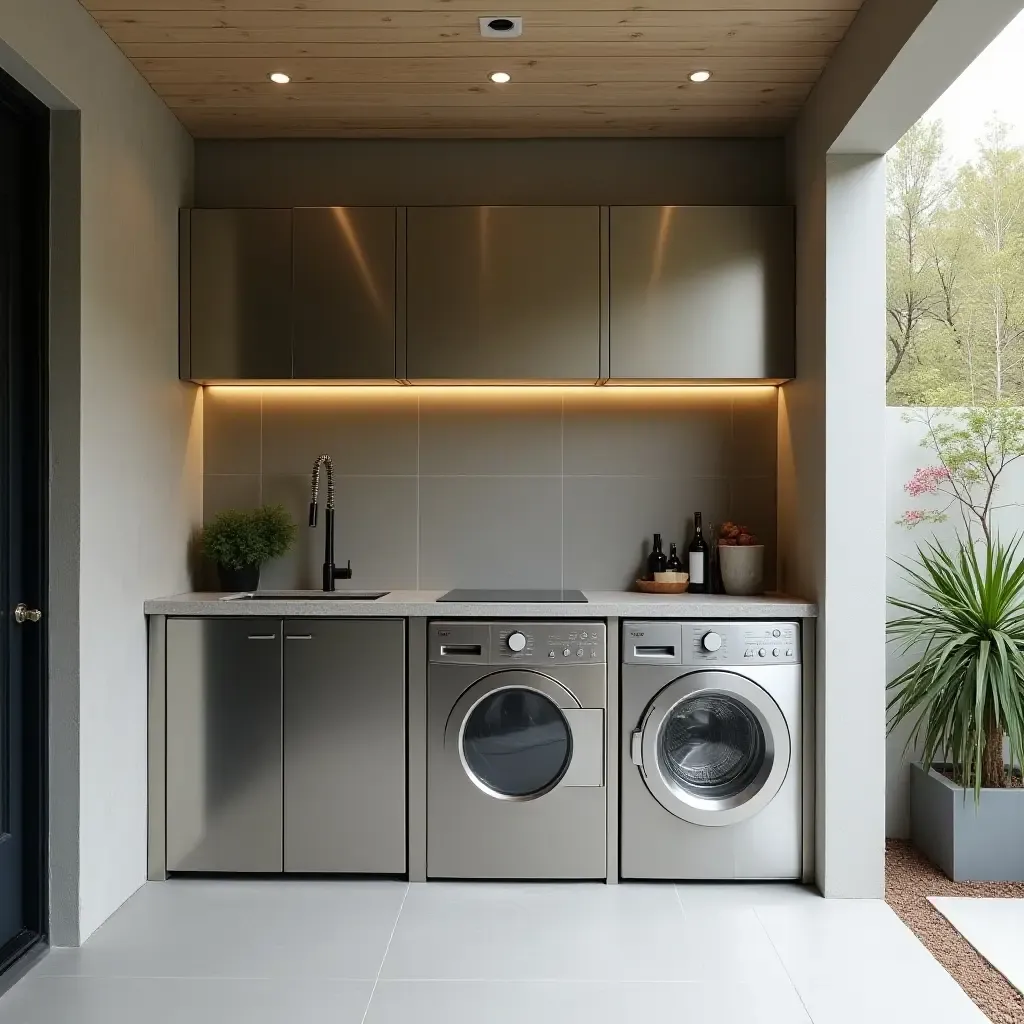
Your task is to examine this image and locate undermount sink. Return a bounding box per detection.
[220,590,389,601]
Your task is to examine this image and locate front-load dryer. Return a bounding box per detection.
[621,621,802,880]
[428,621,607,879]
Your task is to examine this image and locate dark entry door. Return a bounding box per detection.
[0,66,48,969]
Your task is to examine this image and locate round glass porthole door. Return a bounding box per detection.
[660,694,765,799]
[639,673,790,827]
[461,687,573,800]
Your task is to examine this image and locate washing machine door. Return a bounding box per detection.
[445,670,585,801]
[633,671,790,827]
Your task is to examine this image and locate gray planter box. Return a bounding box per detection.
[910,763,1024,881]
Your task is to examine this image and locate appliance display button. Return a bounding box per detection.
[563,648,571,657]
[576,649,584,658]
[758,649,766,658]
[581,631,588,639]
[772,648,780,657]
[785,649,793,657]
[548,651,556,658]
[772,629,781,638]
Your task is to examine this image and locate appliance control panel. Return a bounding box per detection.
[622,621,801,667]
[429,622,606,665]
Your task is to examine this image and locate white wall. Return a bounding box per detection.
[885,407,1024,836]
[0,2,198,943]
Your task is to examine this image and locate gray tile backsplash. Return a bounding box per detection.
[203,388,778,590]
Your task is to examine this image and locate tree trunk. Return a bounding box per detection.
[982,716,1006,788]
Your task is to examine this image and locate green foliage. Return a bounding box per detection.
[888,536,1024,797]
[202,505,297,570]
[887,118,1024,405]
[900,406,1024,542]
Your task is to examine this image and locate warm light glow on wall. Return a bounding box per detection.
[202,383,783,397]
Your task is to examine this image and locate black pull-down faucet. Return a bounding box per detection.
[309,454,353,591]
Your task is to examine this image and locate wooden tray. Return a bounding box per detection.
[635,578,690,595]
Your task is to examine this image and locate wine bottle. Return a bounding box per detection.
[647,533,668,577]
[688,513,708,593]
[666,543,683,572]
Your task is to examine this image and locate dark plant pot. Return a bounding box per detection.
[217,564,260,593]
[910,762,1024,881]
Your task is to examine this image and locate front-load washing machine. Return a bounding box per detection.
[621,620,802,880]
[428,621,606,879]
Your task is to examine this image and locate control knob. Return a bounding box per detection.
[701,631,723,653]
[507,631,527,652]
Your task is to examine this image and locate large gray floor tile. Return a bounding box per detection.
[36,880,407,980]
[755,901,988,1023]
[0,976,373,1024]
[380,883,788,983]
[675,882,821,909]
[364,979,811,1024]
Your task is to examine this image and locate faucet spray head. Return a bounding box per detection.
[308,502,318,527]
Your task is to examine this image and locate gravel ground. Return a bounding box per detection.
[886,840,1024,1024]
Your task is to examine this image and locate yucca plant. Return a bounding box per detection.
[888,536,1024,801]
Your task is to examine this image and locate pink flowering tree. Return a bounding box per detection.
[899,406,1024,543]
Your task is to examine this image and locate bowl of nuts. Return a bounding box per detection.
[718,522,764,596]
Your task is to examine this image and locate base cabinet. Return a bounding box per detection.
[165,617,406,875]
[283,619,406,873]
[166,618,284,873]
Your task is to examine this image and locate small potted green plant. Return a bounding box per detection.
[202,505,297,592]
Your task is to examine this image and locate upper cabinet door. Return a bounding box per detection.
[186,209,293,381]
[406,206,601,381]
[292,207,398,380]
[609,206,795,381]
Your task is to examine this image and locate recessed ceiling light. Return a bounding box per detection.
[689,70,712,83]
[490,71,512,84]
[269,72,291,85]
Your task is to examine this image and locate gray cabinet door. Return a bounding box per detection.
[292,207,398,379]
[609,206,795,380]
[186,210,293,381]
[283,619,406,873]
[407,206,601,381]
[166,618,283,872]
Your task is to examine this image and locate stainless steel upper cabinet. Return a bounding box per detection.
[609,206,795,381]
[406,206,602,381]
[184,209,293,381]
[292,207,399,379]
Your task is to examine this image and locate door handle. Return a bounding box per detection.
[285,634,313,641]
[630,729,644,766]
[247,634,277,641]
[14,604,42,625]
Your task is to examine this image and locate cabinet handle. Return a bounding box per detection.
[247,634,277,640]
[286,634,313,641]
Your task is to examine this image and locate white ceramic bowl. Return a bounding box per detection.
[718,543,765,596]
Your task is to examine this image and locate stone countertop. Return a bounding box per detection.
[144,590,817,618]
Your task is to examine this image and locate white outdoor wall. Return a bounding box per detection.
[0,2,198,943]
[885,407,1024,837]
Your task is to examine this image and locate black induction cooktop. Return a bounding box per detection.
[437,588,588,603]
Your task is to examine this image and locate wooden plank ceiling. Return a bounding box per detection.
[78,0,865,138]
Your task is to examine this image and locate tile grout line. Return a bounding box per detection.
[415,396,421,590]
[560,395,565,590]
[751,905,817,1024]
[360,884,411,1024]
